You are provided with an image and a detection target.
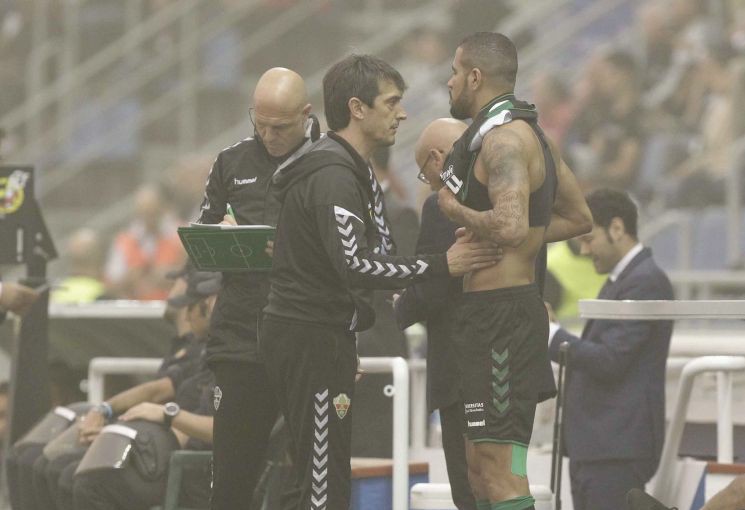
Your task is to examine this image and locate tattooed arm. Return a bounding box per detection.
[438,129,530,247]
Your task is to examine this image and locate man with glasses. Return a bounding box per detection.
[395,118,480,510]
[195,67,320,509]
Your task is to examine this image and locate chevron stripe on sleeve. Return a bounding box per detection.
[367,166,394,255]
[333,206,429,279]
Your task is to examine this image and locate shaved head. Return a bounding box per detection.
[254,67,308,115]
[415,118,467,167]
[252,67,312,157]
[414,118,467,190]
[458,32,517,89]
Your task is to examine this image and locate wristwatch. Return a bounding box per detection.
[96,402,113,420]
[163,402,180,427]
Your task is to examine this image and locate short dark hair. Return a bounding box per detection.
[458,32,518,89]
[323,54,406,131]
[585,188,638,239]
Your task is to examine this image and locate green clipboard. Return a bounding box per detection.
[178,224,275,272]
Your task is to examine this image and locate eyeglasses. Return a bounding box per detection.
[417,153,432,185]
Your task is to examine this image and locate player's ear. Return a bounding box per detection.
[469,67,482,90]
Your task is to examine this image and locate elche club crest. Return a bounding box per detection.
[333,393,351,419]
[0,170,30,216]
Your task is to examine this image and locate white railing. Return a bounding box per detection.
[409,359,427,451]
[88,357,163,404]
[87,355,411,510]
[359,357,410,510]
[652,356,745,502]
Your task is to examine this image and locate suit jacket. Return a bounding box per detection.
[549,247,673,463]
[394,194,462,412]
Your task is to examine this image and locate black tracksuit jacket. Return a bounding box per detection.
[264,132,449,332]
[195,121,319,363]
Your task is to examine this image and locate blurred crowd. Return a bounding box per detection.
[538,0,745,211]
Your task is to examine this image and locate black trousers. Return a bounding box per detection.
[210,360,280,510]
[569,458,657,510]
[55,461,77,510]
[260,316,357,510]
[73,465,165,510]
[6,442,44,510]
[32,451,83,510]
[31,454,54,510]
[439,401,477,510]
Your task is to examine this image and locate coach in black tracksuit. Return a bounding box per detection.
[195,67,320,509]
[260,55,501,510]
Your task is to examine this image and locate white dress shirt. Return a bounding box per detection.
[548,243,644,343]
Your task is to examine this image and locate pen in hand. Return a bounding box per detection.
[222,204,238,226]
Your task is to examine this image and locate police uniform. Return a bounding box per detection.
[27,333,205,510]
[262,132,450,509]
[73,366,215,510]
[195,118,319,509]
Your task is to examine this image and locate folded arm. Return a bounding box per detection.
[544,141,593,243]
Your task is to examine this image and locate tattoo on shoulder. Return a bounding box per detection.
[482,130,528,220]
[482,130,525,187]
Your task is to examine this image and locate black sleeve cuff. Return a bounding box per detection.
[429,253,449,277]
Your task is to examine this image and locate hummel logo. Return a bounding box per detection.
[234,177,257,185]
[467,420,486,427]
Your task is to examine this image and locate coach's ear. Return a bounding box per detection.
[348,97,365,121]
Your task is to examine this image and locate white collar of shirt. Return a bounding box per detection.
[609,243,643,282]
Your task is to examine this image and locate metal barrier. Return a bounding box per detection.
[409,359,427,451]
[87,355,411,510]
[652,356,745,501]
[87,357,162,404]
[360,357,410,510]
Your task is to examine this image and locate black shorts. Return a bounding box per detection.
[453,284,554,445]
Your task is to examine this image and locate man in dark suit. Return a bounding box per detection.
[548,188,674,510]
[394,118,477,510]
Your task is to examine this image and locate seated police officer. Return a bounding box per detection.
[22,270,218,510]
[72,362,216,510]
